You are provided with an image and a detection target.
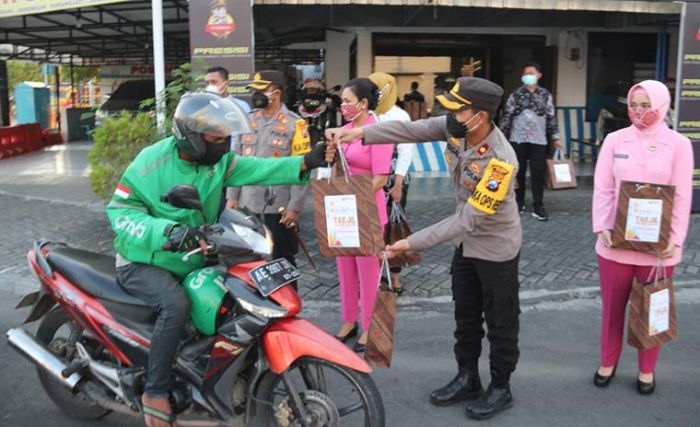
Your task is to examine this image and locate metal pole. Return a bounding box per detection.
[673,1,687,131]
[152,0,166,133]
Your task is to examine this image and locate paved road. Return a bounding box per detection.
[1,144,699,426]
[2,284,699,427]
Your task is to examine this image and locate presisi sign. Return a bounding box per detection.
[188,0,254,99]
[0,0,128,19]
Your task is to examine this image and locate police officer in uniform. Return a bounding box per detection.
[226,71,311,289]
[325,77,522,420]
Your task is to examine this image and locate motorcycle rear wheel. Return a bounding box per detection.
[254,356,384,427]
[35,308,111,420]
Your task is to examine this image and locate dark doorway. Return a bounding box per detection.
[372,33,552,97]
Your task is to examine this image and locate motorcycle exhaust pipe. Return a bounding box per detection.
[6,328,82,390]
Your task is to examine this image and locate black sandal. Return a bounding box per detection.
[143,405,176,426]
[392,286,405,296]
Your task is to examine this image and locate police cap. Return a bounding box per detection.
[436,77,504,115]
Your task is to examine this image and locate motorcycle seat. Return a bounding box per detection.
[47,247,149,307]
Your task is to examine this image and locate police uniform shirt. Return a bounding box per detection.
[226,104,311,214]
[363,115,522,262]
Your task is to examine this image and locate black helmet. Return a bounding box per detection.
[172,92,251,159]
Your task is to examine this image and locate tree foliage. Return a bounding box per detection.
[88,111,157,201]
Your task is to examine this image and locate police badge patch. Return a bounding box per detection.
[468,158,513,215]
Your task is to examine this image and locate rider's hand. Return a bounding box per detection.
[324,141,338,165]
[303,141,330,170]
[163,224,206,253]
[599,230,613,248]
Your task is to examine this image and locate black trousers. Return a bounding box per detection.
[513,142,548,209]
[116,263,191,398]
[386,183,409,274]
[450,248,520,375]
[264,213,299,290]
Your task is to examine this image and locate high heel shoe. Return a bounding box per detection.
[352,341,366,353]
[593,365,617,388]
[637,373,655,395]
[335,323,358,343]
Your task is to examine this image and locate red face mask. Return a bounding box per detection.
[341,102,363,121]
[627,107,659,129]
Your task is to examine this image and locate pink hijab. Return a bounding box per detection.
[626,80,670,133]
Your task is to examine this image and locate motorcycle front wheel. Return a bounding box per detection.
[254,356,385,427]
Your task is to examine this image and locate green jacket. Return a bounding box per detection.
[106,136,308,278]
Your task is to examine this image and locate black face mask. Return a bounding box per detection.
[446,111,482,139]
[198,140,229,165]
[446,112,468,138]
[252,91,269,109]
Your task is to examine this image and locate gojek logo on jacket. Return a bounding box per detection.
[114,215,146,239]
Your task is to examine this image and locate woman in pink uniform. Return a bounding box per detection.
[592,80,693,394]
[333,78,394,352]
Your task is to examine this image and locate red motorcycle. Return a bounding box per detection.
[7,185,384,427]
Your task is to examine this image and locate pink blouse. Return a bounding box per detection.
[341,113,394,226]
[592,125,694,266]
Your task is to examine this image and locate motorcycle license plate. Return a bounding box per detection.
[248,258,300,296]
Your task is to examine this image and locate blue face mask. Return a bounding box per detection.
[521,74,538,86]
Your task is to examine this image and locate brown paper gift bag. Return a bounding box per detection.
[311,150,384,257]
[365,256,397,368]
[611,181,675,255]
[545,149,577,190]
[627,265,677,350]
[384,202,422,269]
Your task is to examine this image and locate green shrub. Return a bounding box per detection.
[88,111,158,200]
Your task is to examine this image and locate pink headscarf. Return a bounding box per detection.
[626,80,670,133]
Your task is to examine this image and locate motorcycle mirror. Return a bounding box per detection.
[161,185,204,211]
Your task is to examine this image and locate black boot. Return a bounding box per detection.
[465,370,513,420]
[430,368,483,407]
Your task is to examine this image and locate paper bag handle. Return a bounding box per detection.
[379,253,393,290]
[645,258,668,284]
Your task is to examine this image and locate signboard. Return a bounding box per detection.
[675,2,700,212]
[188,0,254,100]
[0,0,128,19]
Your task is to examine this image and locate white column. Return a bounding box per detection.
[152,0,166,133]
[325,29,355,88]
[356,28,373,77]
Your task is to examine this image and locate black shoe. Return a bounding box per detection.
[430,369,483,407]
[593,366,617,388]
[465,382,513,420]
[532,206,548,221]
[352,341,366,353]
[335,323,358,343]
[637,373,655,395]
[517,203,525,214]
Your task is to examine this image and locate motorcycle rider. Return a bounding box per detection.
[106,92,328,427]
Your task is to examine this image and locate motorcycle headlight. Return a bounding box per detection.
[231,223,273,255]
[237,298,287,318]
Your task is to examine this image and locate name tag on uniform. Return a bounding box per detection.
[614,153,629,159]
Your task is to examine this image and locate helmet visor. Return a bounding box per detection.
[176,93,252,138]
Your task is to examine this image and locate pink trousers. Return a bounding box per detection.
[597,255,674,374]
[337,256,380,331]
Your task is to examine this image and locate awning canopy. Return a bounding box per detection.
[255,0,682,14]
[0,0,681,65]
